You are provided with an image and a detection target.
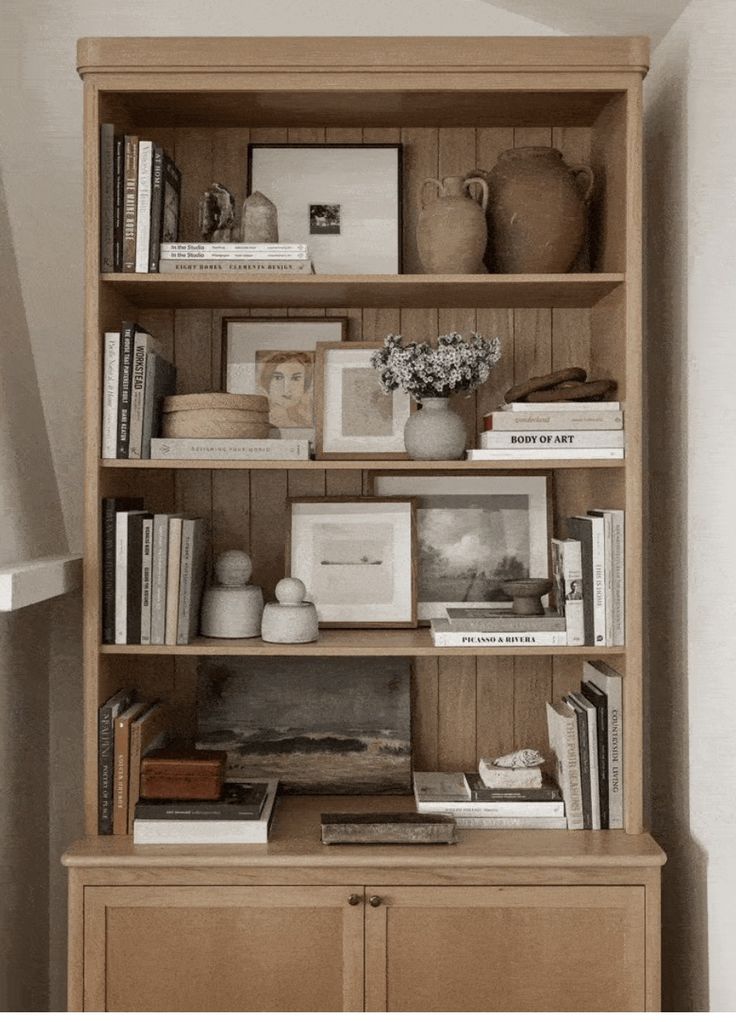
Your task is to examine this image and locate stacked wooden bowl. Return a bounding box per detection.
[161,393,270,439]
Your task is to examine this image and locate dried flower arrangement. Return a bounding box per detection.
[370,332,502,403]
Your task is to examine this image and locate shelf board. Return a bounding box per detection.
[101,631,625,658]
[101,272,624,309]
[101,458,625,471]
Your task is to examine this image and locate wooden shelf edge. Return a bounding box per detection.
[100,458,625,471]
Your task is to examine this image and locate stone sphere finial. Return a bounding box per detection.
[215,550,252,588]
[275,577,306,606]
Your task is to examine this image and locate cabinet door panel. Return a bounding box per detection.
[84,886,364,1012]
[365,885,645,1012]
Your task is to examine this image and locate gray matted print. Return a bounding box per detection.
[341,367,394,438]
[197,657,411,794]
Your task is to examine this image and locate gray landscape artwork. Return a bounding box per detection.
[197,657,411,793]
[341,367,394,437]
[312,521,395,606]
[419,493,531,603]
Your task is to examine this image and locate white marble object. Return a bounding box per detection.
[492,748,545,768]
[261,577,319,644]
[200,550,264,638]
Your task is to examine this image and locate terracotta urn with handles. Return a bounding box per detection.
[477,147,595,273]
[417,175,489,273]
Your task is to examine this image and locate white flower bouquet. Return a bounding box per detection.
[370,331,502,402]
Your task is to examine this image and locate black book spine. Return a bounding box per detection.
[122,135,138,273]
[583,680,610,828]
[112,135,125,272]
[569,701,592,829]
[98,702,115,833]
[117,322,139,459]
[102,497,144,643]
[125,513,150,644]
[148,146,165,272]
[99,124,115,273]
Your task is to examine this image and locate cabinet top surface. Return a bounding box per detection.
[63,796,665,869]
[77,36,650,76]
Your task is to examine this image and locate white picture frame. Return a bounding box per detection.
[223,316,346,440]
[247,144,402,274]
[288,499,417,627]
[372,474,551,620]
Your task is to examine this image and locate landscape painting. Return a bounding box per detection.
[196,657,411,794]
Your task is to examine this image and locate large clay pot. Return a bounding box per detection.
[480,147,594,273]
[403,398,466,461]
[417,175,489,273]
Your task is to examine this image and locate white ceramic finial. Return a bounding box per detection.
[215,550,252,588]
[275,577,306,606]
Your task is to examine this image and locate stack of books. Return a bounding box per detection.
[546,660,623,830]
[414,769,565,829]
[99,125,182,274]
[566,509,625,646]
[149,437,313,462]
[102,499,208,646]
[466,401,624,461]
[98,691,168,835]
[158,242,313,274]
[429,607,571,647]
[101,322,176,459]
[133,780,279,844]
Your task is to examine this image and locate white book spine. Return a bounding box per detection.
[134,141,153,272]
[133,820,270,843]
[101,332,120,458]
[127,333,150,459]
[160,246,308,259]
[176,520,195,645]
[589,517,607,646]
[502,401,621,412]
[466,448,624,461]
[551,539,585,646]
[480,430,624,449]
[453,816,567,830]
[416,801,564,818]
[150,438,311,461]
[594,512,614,645]
[140,517,154,644]
[114,512,129,644]
[432,630,568,647]
[150,514,170,645]
[483,410,623,430]
[594,510,625,645]
[546,703,584,830]
[157,259,314,273]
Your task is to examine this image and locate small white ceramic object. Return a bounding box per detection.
[261,577,319,644]
[200,550,264,638]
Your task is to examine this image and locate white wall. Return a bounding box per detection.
[645,0,736,1010]
[0,0,555,1010]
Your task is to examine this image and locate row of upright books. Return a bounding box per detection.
[99,125,182,273]
[430,508,624,648]
[101,322,176,459]
[467,400,624,461]
[546,659,623,830]
[102,498,207,646]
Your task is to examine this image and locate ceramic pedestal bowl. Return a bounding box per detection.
[502,577,552,616]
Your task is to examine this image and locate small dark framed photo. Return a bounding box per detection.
[247,143,403,273]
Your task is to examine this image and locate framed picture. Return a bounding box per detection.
[223,316,346,439]
[247,143,403,274]
[314,341,411,459]
[288,498,417,628]
[371,474,552,621]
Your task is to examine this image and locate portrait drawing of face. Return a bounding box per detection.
[256,349,314,429]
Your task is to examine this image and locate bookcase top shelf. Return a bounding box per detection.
[101,273,625,310]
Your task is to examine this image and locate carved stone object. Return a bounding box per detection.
[493,749,545,769]
[504,367,616,404]
[479,147,594,272]
[320,812,457,845]
[200,550,264,638]
[502,577,553,616]
[261,577,319,644]
[241,191,279,243]
[198,182,236,242]
[417,175,489,273]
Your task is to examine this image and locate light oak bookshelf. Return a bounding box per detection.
[68,35,663,1012]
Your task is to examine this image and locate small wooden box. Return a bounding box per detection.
[140,748,227,801]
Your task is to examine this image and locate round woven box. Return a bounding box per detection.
[161,393,271,439]
[163,393,268,413]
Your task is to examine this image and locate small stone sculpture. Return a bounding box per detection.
[261,577,318,644]
[493,749,544,769]
[241,191,279,243]
[199,550,263,638]
[504,367,616,404]
[198,182,236,242]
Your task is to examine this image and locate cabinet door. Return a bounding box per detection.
[83,885,364,1011]
[365,885,645,1012]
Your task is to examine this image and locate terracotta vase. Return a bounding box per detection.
[416,175,489,273]
[480,147,594,273]
[403,398,466,461]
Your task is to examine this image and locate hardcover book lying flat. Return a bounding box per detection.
[133,779,278,844]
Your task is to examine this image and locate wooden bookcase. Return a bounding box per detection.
[66,37,665,1012]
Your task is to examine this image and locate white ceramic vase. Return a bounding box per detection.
[403,397,466,461]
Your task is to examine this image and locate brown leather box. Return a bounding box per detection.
[140,747,227,801]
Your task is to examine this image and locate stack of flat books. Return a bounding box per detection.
[430,607,572,647]
[414,770,566,829]
[546,660,623,830]
[467,401,624,461]
[158,242,313,274]
[133,780,279,844]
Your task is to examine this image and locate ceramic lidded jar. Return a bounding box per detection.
[200,550,264,638]
[403,397,467,461]
[261,577,319,644]
[417,175,489,274]
[483,147,595,273]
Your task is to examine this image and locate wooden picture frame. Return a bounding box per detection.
[370,472,554,622]
[247,143,403,274]
[314,341,412,460]
[222,316,347,441]
[287,497,418,628]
